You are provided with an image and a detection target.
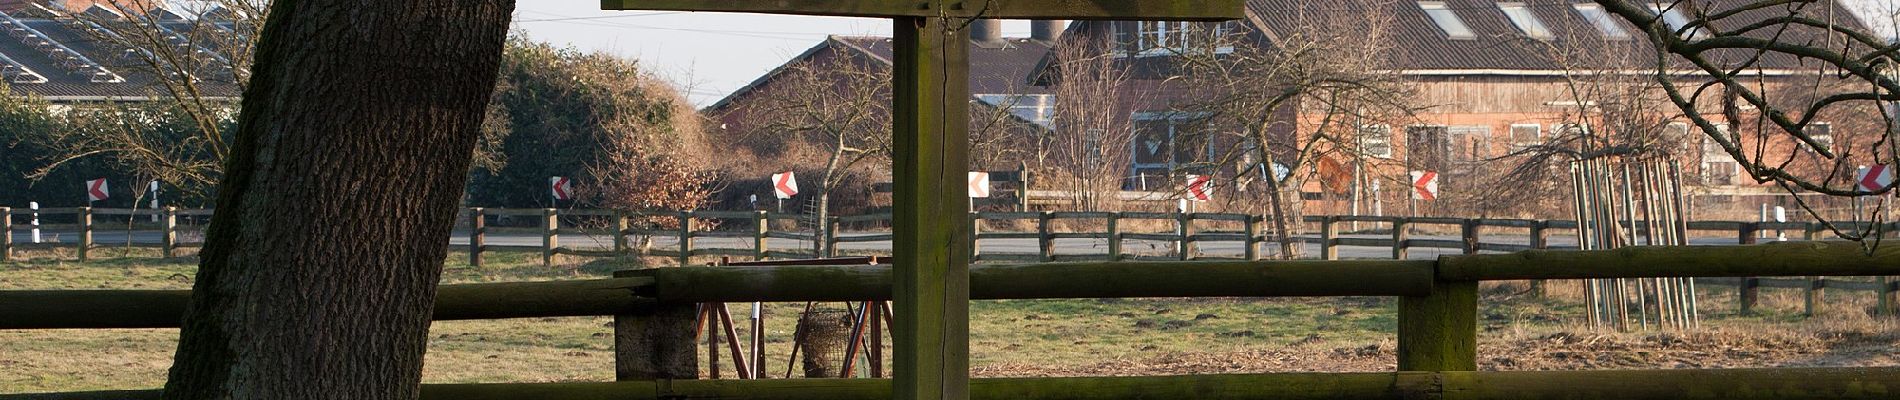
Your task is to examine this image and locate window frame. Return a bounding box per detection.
[1358,124,1395,159]
[1418,1,1478,40]
[1496,2,1553,39]
[1572,3,1632,39]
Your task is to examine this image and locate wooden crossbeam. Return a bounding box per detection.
[600,0,1245,20]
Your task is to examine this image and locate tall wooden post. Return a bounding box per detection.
[969,214,982,262]
[891,16,970,400]
[468,208,485,266]
[541,208,558,267]
[1398,278,1477,371]
[1106,212,1122,261]
[754,210,770,261]
[1016,161,1029,212]
[77,207,92,262]
[614,269,698,380]
[1804,223,1820,317]
[161,207,178,259]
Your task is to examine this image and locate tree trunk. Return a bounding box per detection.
[161,1,514,399]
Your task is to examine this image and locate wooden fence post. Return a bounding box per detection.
[614,269,699,380]
[1106,212,1122,261]
[1016,161,1030,212]
[1037,211,1054,262]
[1880,277,1896,318]
[1392,218,1409,260]
[1460,219,1479,255]
[1398,277,1477,371]
[1176,212,1193,261]
[970,213,982,262]
[1529,219,1548,296]
[614,210,630,256]
[1243,214,1261,261]
[1804,222,1820,317]
[826,216,840,258]
[542,208,558,267]
[77,207,91,262]
[677,211,694,267]
[1,207,11,261]
[1738,222,1760,314]
[161,207,177,259]
[1320,216,1337,261]
[754,210,769,261]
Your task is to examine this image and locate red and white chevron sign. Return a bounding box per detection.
[772,171,799,199]
[1856,164,1892,194]
[1410,170,1439,201]
[1184,174,1212,202]
[85,178,109,202]
[968,172,991,198]
[549,176,573,201]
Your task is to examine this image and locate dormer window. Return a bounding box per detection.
[1649,3,1704,40]
[1496,3,1552,39]
[1572,3,1632,39]
[1418,2,1476,40]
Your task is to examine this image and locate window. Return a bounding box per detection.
[1358,124,1394,158]
[1418,2,1476,39]
[1700,124,1738,185]
[1509,123,1542,147]
[1650,3,1703,40]
[1138,21,1183,52]
[1127,113,1212,188]
[1448,126,1490,163]
[975,94,1056,126]
[1550,123,1588,137]
[1803,123,1833,153]
[1407,125,1452,171]
[1117,21,1233,56]
[1497,3,1553,39]
[1572,3,1631,39]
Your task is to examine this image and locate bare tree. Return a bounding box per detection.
[1173,0,1421,258]
[1039,33,1143,210]
[32,0,265,196]
[1592,0,1900,240]
[729,55,891,248]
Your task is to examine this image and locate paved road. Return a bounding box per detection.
[8,227,1758,261]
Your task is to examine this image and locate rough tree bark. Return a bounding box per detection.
[160,1,515,399]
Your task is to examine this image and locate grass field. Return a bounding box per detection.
[4,248,1898,393]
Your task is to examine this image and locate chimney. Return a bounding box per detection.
[1031,20,1067,42]
[971,19,1005,48]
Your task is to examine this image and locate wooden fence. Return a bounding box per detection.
[4,242,1899,399]
[8,207,1893,316]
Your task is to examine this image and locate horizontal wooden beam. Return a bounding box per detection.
[599,0,1245,21]
[1440,241,1900,281]
[642,260,1435,303]
[12,367,1899,400]
[0,277,655,329]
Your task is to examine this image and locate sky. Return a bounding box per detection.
[513,1,1043,107]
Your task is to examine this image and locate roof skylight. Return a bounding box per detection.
[1497,3,1552,39]
[1418,2,1476,40]
[1572,3,1632,39]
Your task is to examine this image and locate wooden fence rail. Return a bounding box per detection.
[3,241,1899,399]
[10,207,1896,316]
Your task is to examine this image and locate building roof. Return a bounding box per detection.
[0,5,241,101]
[706,34,1055,113]
[1243,0,1870,73]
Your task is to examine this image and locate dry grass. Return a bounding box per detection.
[3,250,1899,393]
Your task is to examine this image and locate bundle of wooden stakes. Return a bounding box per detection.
[1569,157,1700,330]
